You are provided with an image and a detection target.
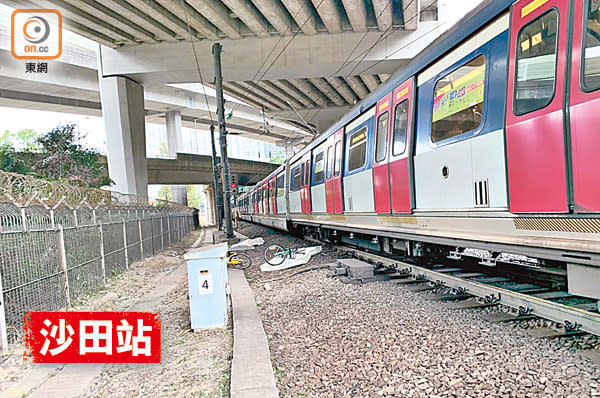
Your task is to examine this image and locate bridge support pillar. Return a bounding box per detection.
[166,111,183,158]
[166,111,189,205]
[203,185,217,226]
[284,141,295,159]
[172,185,188,206]
[100,76,148,197]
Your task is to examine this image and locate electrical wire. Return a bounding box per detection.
[306,0,437,126]
[228,0,333,117]
[267,0,422,132]
[179,0,214,124]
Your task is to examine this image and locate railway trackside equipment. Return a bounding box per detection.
[185,243,229,330]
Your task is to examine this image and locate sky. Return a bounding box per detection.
[0,107,107,152]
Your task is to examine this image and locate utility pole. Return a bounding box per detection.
[209,124,223,229]
[212,42,233,238]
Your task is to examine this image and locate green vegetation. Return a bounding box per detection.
[0,123,111,188]
[269,153,285,164]
[156,184,204,209]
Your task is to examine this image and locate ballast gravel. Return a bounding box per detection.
[236,221,600,398]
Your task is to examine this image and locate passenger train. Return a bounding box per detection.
[235,0,600,302]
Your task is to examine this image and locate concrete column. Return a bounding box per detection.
[171,185,188,206]
[166,111,188,205]
[166,110,183,158]
[99,76,148,197]
[203,185,217,226]
[284,141,295,159]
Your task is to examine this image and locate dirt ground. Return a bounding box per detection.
[235,221,600,398]
[0,228,232,398]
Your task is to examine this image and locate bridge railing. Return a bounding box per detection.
[0,171,195,352]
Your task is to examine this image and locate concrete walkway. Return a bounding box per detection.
[229,268,279,398]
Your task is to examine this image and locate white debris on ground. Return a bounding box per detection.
[230,237,265,249]
[0,229,232,398]
[260,246,323,272]
[236,221,600,398]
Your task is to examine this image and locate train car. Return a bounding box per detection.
[235,0,600,303]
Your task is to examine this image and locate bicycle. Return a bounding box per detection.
[227,252,252,270]
[264,245,305,266]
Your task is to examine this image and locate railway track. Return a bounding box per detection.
[310,238,600,338]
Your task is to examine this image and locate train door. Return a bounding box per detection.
[258,189,262,214]
[325,129,344,214]
[300,153,312,213]
[505,0,570,212]
[270,177,277,213]
[569,0,600,212]
[371,78,416,214]
[265,183,271,214]
[390,78,415,214]
[372,93,393,213]
[263,183,269,214]
[325,135,335,213]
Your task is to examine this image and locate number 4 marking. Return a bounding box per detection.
[198,273,214,295]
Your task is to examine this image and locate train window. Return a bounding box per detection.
[432,55,486,143]
[375,112,389,162]
[314,151,325,183]
[292,164,302,191]
[583,0,600,91]
[334,141,342,176]
[514,10,559,115]
[326,146,333,179]
[392,100,409,155]
[348,127,368,172]
[276,174,284,197]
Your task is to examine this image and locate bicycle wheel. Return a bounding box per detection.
[231,252,252,270]
[264,245,285,266]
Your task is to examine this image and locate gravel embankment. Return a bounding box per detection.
[236,221,600,398]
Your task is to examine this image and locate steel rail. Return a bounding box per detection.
[344,247,600,336]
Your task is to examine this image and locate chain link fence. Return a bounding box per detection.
[0,171,195,351]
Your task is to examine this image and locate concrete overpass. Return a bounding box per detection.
[100,153,279,185]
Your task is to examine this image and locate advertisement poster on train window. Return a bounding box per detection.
[432,64,486,123]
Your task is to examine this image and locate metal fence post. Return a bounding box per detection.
[99,228,106,281]
[167,216,171,246]
[138,218,144,258]
[20,208,27,232]
[58,226,71,309]
[92,209,106,280]
[122,219,129,269]
[160,216,164,250]
[0,271,9,353]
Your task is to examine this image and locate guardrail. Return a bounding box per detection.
[0,171,195,351]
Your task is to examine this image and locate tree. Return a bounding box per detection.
[156,185,172,201]
[0,143,30,174]
[187,185,204,209]
[0,128,41,152]
[33,123,111,187]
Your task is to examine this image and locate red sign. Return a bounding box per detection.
[24,312,161,363]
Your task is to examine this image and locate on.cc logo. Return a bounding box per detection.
[11,9,62,60]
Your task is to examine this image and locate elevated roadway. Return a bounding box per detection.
[98,153,279,185]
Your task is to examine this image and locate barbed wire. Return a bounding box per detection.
[0,170,192,213]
